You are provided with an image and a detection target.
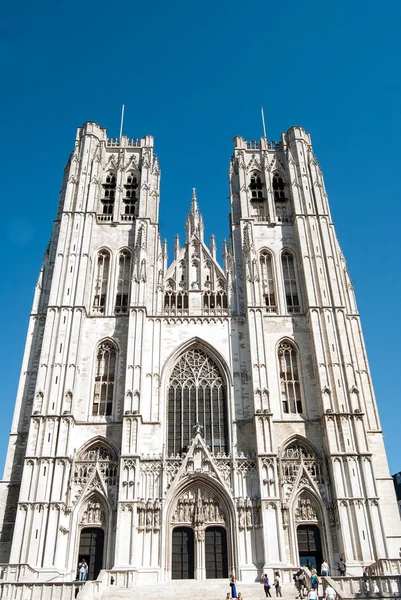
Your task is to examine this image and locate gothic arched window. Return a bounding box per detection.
[123,171,138,219]
[273,172,291,222]
[167,348,228,456]
[102,171,116,216]
[115,250,131,314]
[282,251,300,313]
[278,341,302,414]
[250,171,264,199]
[92,250,110,313]
[92,341,117,416]
[259,250,276,313]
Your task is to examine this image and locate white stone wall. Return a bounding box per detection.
[0,123,399,583]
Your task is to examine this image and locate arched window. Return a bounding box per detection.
[259,251,276,313]
[278,341,302,414]
[74,440,118,485]
[93,250,110,313]
[115,250,131,314]
[273,173,291,223]
[92,341,117,416]
[101,172,116,216]
[123,172,138,220]
[250,171,264,199]
[282,251,300,313]
[167,348,228,456]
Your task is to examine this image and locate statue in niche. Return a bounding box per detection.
[138,500,145,528]
[154,499,161,528]
[146,500,154,528]
[246,498,253,528]
[238,498,245,529]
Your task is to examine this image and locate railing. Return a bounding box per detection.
[106,138,141,147]
[328,575,401,599]
[97,214,113,222]
[0,581,85,599]
[246,140,281,151]
[162,308,190,316]
[367,559,401,576]
[202,308,229,316]
[247,141,260,150]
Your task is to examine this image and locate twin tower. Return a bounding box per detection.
[0,121,399,583]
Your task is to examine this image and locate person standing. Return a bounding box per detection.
[78,559,88,582]
[338,558,346,576]
[230,575,237,599]
[321,560,329,577]
[262,574,272,598]
[274,571,282,598]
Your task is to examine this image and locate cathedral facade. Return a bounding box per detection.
[0,121,399,582]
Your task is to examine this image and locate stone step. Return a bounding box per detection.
[101,580,299,600]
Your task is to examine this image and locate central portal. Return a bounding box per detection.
[205,526,228,578]
[172,527,195,579]
[78,527,104,580]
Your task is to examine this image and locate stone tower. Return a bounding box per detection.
[0,122,399,583]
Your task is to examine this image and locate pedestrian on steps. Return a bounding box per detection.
[262,574,272,597]
[274,572,282,598]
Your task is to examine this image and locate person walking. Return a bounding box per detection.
[274,571,282,598]
[338,558,346,576]
[311,567,319,593]
[78,559,88,582]
[324,585,335,600]
[262,574,272,597]
[321,560,329,577]
[229,575,237,599]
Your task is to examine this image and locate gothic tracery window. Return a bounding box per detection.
[259,250,276,313]
[273,172,291,222]
[167,349,228,456]
[101,171,116,217]
[115,250,131,313]
[282,251,300,313]
[278,341,302,414]
[250,171,264,199]
[92,341,117,416]
[74,442,118,486]
[92,250,110,313]
[123,171,138,220]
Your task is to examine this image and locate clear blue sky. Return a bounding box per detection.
[1,0,400,475]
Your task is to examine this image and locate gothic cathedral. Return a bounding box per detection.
[0,122,399,583]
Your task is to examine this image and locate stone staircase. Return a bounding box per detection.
[100,580,298,600]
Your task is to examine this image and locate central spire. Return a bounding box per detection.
[186,188,204,242]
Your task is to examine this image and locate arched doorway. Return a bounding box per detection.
[78,527,104,580]
[297,525,322,573]
[205,526,228,579]
[172,527,195,579]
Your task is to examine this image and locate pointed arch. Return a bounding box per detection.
[76,436,119,462]
[92,339,118,417]
[259,248,277,312]
[92,248,111,314]
[277,338,303,414]
[281,249,300,313]
[101,171,116,217]
[162,339,232,458]
[115,248,132,314]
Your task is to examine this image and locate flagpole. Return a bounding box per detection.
[261,106,267,139]
[119,104,125,139]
